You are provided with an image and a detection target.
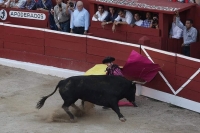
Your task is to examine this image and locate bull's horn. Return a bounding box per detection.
[132,81,147,85]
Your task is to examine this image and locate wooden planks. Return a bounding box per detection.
[0,23,200,104]
[4,42,44,54]
[89,27,127,42]
[4,35,44,46]
[44,31,87,61]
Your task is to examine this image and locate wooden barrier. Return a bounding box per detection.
[190,42,200,59]
[90,22,127,41]
[90,21,162,49]
[176,55,200,103]
[0,22,199,112]
[167,38,183,53]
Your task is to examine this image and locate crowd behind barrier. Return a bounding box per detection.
[0,0,199,59]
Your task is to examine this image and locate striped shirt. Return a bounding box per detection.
[141,19,151,28]
[176,17,197,46]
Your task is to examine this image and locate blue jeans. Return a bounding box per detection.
[182,46,190,56]
[59,20,70,32]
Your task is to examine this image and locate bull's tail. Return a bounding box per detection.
[36,83,60,109]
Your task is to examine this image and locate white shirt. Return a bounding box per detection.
[10,0,25,8]
[170,22,183,39]
[92,10,108,22]
[134,20,143,26]
[115,10,133,25]
[4,0,10,5]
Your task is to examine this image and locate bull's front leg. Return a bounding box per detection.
[132,101,138,107]
[110,102,126,122]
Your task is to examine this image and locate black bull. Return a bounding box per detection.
[36,75,137,122]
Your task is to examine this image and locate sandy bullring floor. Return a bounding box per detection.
[0,65,199,133]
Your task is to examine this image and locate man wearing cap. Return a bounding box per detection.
[102,56,137,109]
[102,57,123,76]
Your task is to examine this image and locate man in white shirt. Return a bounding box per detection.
[169,15,183,39]
[132,13,143,26]
[0,0,4,4]
[112,9,133,32]
[92,5,108,22]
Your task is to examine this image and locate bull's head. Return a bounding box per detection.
[125,82,137,104]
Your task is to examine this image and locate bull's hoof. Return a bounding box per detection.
[69,117,77,123]
[133,102,138,107]
[119,117,126,122]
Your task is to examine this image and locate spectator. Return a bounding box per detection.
[101,7,118,27]
[6,0,25,8]
[36,0,52,11]
[178,0,196,2]
[131,13,143,27]
[150,14,159,29]
[112,9,133,32]
[0,0,10,7]
[36,0,57,30]
[68,0,77,10]
[169,15,183,39]
[141,12,152,28]
[0,0,3,4]
[92,5,108,22]
[20,0,36,10]
[54,0,70,32]
[68,0,77,32]
[70,1,89,34]
[196,0,200,5]
[175,10,197,56]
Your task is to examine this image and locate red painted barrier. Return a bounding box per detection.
[0,39,3,48]
[0,23,199,111]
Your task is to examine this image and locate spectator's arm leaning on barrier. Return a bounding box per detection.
[112,15,120,32]
[112,10,133,32]
[102,14,112,25]
[101,7,118,27]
